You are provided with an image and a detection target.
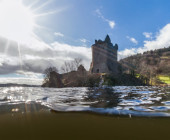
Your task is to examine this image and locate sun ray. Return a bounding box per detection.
[4,39,10,55]
[17,42,23,71]
[30,33,53,50]
[0,0,35,43]
[0,0,62,75]
[34,7,67,17]
[0,0,59,73]
[34,24,48,30]
[32,0,53,12]
[27,0,40,9]
[34,10,58,17]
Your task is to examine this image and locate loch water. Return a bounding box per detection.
[0,86,170,117]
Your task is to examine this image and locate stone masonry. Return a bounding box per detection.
[89,35,118,74]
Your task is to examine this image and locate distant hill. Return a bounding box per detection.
[119,47,170,84]
[0,83,40,87]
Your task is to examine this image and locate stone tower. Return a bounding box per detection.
[89,35,118,74]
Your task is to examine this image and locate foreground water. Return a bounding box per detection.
[0,86,170,117]
[2,112,170,140]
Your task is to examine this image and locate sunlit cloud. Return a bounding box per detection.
[119,23,170,59]
[108,21,116,29]
[0,36,91,76]
[118,48,137,60]
[34,7,68,17]
[144,24,170,50]
[143,32,153,39]
[80,38,90,43]
[126,36,138,45]
[54,32,64,37]
[95,9,116,29]
[32,0,53,12]
[51,42,92,69]
[27,0,40,9]
[0,77,42,85]
[16,71,43,79]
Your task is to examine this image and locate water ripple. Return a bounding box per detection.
[0,86,169,117]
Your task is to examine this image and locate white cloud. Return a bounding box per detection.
[0,77,42,85]
[16,71,42,79]
[144,24,170,50]
[127,36,138,45]
[119,23,170,59]
[143,32,152,39]
[0,36,92,81]
[95,9,115,29]
[108,21,115,29]
[54,32,64,37]
[51,42,92,69]
[118,48,136,60]
[80,38,90,43]
[1,19,170,85]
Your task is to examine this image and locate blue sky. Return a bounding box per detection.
[0,0,170,85]
[32,0,170,49]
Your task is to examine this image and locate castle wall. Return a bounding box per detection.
[90,35,118,74]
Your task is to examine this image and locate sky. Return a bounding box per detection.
[0,0,170,85]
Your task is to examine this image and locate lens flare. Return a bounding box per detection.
[0,0,35,43]
[0,0,59,72]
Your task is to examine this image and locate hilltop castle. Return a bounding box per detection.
[89,35,118,74]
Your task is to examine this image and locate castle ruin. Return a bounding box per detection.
[89,35,118,74]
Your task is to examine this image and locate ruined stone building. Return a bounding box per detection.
[89,35,118,74]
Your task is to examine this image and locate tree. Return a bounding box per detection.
[43,67,58,83]
[85,74,101,87]
[68,61,76,72]
[61,62,70,73]
[73,58,82,71]
[42,67,64,88]
[61,58,83,73]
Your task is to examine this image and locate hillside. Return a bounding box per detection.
[119,47,170,85]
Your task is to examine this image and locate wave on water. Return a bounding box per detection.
[0,86,170,117]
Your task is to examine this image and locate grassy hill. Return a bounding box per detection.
[119,47,170,85]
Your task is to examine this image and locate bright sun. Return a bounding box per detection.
[0,0,35,43]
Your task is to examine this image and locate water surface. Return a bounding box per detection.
[0,86,170,117]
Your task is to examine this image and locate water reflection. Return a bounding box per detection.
[83,88,121,108]
[0,102,48,114]
[0,86,170,117]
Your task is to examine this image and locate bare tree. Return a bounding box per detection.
[61,58,83,73]
[73,58,82,70]
[61,65,66,73]
[68,61,76,72]
[61,62,70,73]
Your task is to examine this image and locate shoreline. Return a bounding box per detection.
[0,83,169,88]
